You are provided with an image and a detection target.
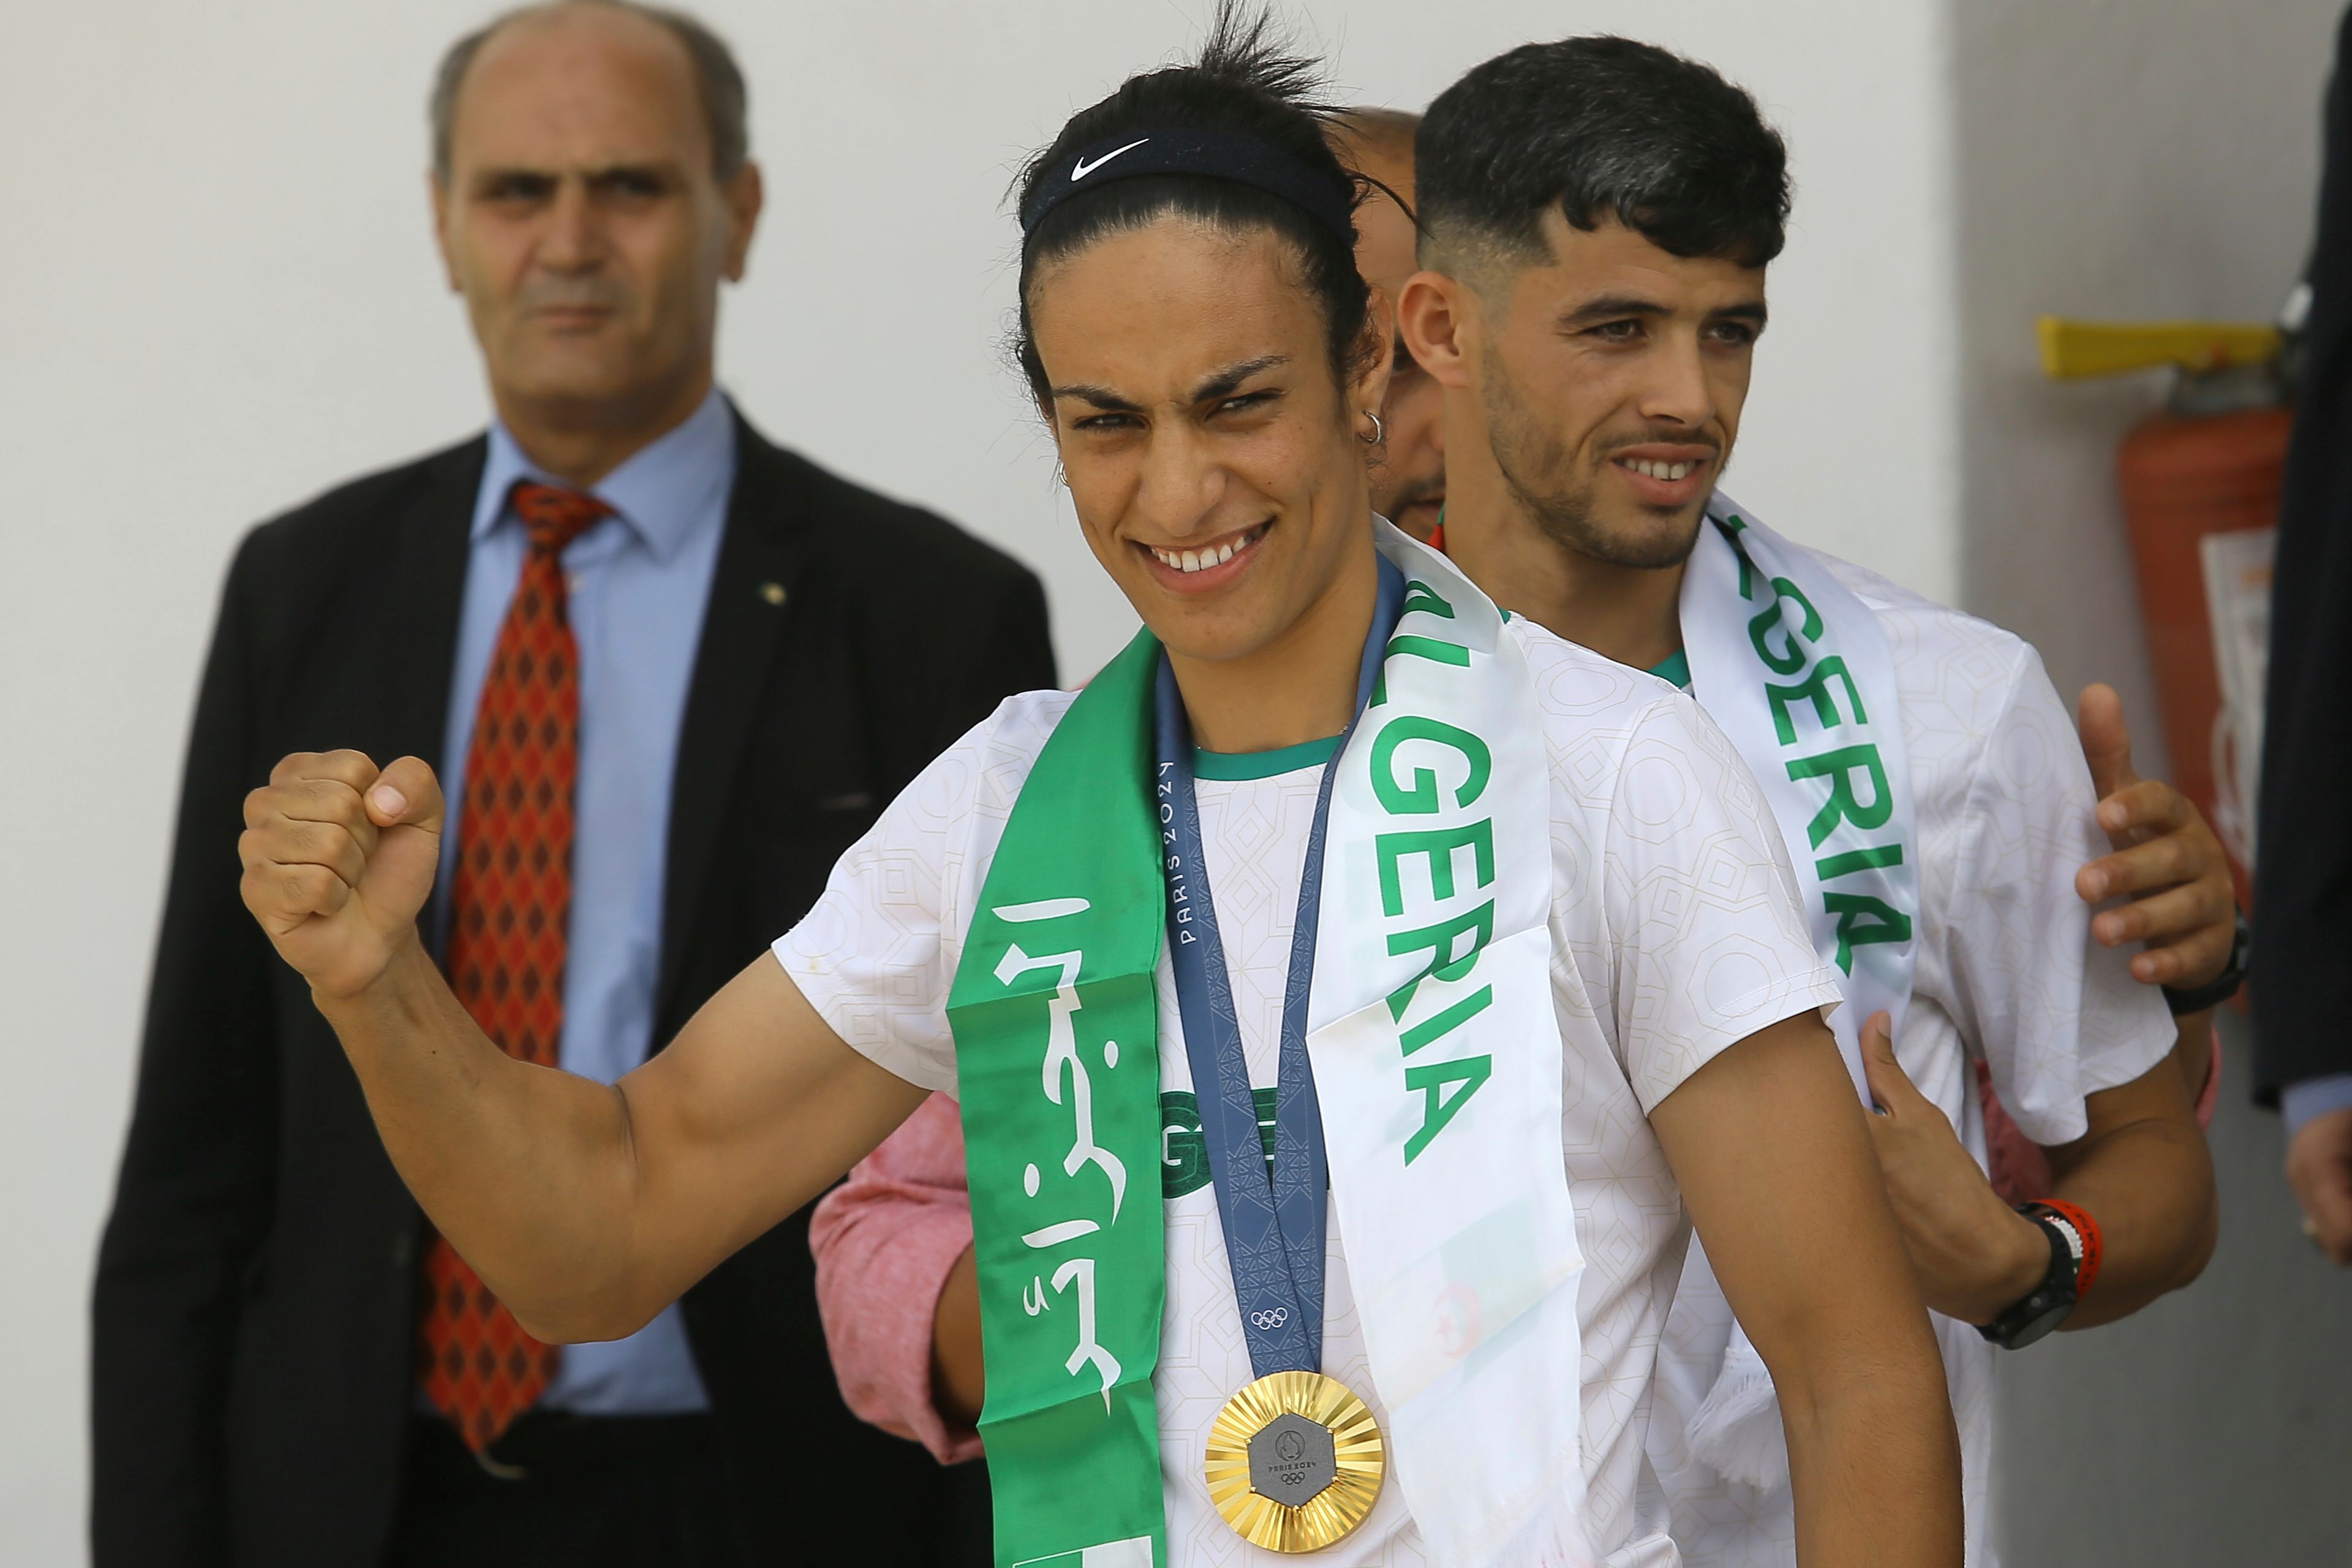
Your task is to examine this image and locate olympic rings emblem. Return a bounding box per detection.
[1248,1307,1291,1331]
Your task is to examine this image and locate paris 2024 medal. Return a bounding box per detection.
[1202,1369,1384,1551]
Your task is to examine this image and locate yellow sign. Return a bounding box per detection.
[2037,316,2282,379]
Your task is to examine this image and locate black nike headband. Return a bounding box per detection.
[1020,128,1357,246]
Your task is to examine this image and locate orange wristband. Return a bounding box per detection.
[2030,1198,2103,1299]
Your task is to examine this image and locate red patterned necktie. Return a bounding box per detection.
[418,480,611,1452]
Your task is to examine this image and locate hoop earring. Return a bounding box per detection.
[1359,409,1385,446]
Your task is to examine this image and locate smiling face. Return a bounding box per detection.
[1471,211,1765,568]
[431,5,760,433]
[1029,216,1388,673]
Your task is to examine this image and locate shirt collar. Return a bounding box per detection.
[471,386,737,562]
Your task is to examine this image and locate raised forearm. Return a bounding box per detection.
[2046,1088,2217,1329]
[317,934,648,1340]
[1863,1011,2214,1327]
[246,753,932,1348]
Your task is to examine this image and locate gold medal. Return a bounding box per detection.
[1202,1369,1385,1551]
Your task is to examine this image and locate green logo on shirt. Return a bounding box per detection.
[1159,1088,1277,1198]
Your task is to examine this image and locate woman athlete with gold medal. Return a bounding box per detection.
[948,21,1573,1546]
[1018,56,1398,1550]
[991,23,1415,1548]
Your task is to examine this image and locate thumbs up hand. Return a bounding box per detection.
[2072,684,2236,990]
[239,751,446,1001]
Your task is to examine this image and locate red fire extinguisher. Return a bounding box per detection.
[2038,315,2294,908]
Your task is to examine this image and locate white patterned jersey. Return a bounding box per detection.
[778,617,1844,1567]
[1649,548,2178,1568]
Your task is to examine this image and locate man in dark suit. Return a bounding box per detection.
[2258,7,2352,1270]
[90,4,1048,1563]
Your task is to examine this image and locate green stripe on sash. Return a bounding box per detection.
[946,630,1170,1568]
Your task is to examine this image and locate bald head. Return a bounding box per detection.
[1327,108,1446,540]
[432,0,747,183]
[426,0,764,483]
[1329,107,1419,292]
[1331,107,1419,183]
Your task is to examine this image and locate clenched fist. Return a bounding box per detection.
[240,751,445,1000]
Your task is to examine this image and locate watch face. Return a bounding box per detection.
[2002,1300,2073,1350]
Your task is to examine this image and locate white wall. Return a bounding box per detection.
[1953,0,2340,770]
[0,0,1958,1556]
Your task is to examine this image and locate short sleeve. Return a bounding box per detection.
[1940,648,2174,1145]
[773,690,1072,1096]
[1600,695,1849,1113]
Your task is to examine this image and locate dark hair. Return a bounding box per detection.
[1417,36,1789,274]
[1011,4,1373,405]
[431,0,749,183]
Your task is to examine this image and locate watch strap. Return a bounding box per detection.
[2026,1198,2103,1298]
[2164,910,2248,1015]
[1975,1207,2084,1349]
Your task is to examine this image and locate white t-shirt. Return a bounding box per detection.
[1649,549,2179,1568]
[778,618,1844,1567]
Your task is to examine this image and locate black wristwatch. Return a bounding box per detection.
[2163,909,2248,1016]
[1975,1206,2084,1350]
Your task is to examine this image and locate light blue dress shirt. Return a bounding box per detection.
[2284,1074,2352,1137]
[434,388,733,1415]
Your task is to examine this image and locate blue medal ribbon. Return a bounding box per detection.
[1152,556,1405,1379]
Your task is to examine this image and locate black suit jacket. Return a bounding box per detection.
[92,415,1052,1566]
[2255,13,2352,1101]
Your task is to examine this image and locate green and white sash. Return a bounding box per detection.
[1672,495,1920,1487]
[946,524,1589,1567]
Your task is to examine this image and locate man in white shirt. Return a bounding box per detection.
[1400,35,2220,1567]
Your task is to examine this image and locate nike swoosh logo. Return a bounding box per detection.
[1071,138,1149,181]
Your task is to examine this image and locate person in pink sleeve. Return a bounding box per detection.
[810,1093,986,1461]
